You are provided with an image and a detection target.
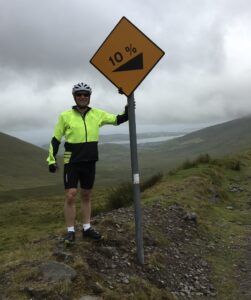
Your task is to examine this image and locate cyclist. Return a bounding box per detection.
[47,82,128,244]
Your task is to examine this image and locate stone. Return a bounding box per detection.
[201,260,208,267]
[99,246,116,258]
[21,287,50,300]
[184,212,198,224]
[121,277,130,284]
[226,206,234,210]
[39,261,77,282]
[53,250,74,262]
[90,282,104,294]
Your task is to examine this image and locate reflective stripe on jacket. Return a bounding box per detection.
[47,106,126,165]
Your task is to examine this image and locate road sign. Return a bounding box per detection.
[90,17,165,265]
[90,16,165,96]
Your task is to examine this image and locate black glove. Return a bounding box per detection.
[118,87,124,95]
[49,163,58,173]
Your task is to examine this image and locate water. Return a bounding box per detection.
[104,134,184,145]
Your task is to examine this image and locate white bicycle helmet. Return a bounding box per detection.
[72,82,92,95]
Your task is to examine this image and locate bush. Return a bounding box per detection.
[105,182,133,210]
[180,159,196,170]
[213,158,242,171]
[179,153,212,171]
[194,153,211,164]
[105,172,163,210]
[140,172,163,191]
[230,160,241,171]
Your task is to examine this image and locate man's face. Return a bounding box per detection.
[74,92,91,108]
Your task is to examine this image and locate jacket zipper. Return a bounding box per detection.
[74,106,90,143]
[82,114,88,143]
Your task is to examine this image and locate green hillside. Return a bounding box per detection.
[98,115,251,183]
[0,132,61,191]
[1,115,251,192]
[158,114,251,156]
[0,150,250,299]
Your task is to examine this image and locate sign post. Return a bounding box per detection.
[127,92,144,264]
[90,17,165,264]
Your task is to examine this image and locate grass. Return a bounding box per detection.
[102,276,175,300]
[0,150,250,299]
[0,176,150,255]
[103,172,163,212]
[142,150,251,299]
[0,187,108,256]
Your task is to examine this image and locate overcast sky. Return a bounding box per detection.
[0,0,251,143]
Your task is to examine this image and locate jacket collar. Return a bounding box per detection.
[72,105,91,115]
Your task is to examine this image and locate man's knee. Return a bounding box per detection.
[65,188,77,205]
[81,189,92,201]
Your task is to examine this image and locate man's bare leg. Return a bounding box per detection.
[80,188,92,225]
[64,188,78,227]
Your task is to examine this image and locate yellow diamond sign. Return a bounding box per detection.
[90,17,165,96]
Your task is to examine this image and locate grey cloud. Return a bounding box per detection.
[0,0,251,134]
[0,0,114,74]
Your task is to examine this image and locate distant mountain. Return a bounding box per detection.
[156,114,251,156]
[0,132,61,191]
[98,115,251,182]
[40,131,185,152]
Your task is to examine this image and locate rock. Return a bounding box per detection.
[39,261,77,282]
[98,246,117,258]
[21,287,50,300]
[53,250,74,262]
[194,280,200,289]
[184,212,198,224]
[209,292,217,297]
[90,282,104,294]
[226,206,234,210]
[169,204,180,210]
[209,193,220,203]
[121,277,130,284]
[229,185,244,193]
[201,260,208,267]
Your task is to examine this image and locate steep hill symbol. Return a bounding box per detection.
[113,53,143,72]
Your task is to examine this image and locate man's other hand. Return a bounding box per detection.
[49,163,58,173]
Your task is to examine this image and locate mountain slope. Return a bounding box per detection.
[1,115,251,191]
[151,115,250,162]
[0,132,61,191]
[97,116,251,183]
[159,114,251,154]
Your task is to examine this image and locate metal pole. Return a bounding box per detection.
[127,92,144,264]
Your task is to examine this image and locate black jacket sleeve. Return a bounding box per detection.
[50,136,60,158]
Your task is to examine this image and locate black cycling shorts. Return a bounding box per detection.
[63,162,96,190]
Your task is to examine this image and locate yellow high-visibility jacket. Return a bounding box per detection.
[47,105,128,165]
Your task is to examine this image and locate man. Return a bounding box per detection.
[47,82,128,244]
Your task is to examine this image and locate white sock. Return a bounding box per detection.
[67,226,75,232]
[83,223,91,231]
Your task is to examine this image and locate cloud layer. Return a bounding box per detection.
[0,0,251,133]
